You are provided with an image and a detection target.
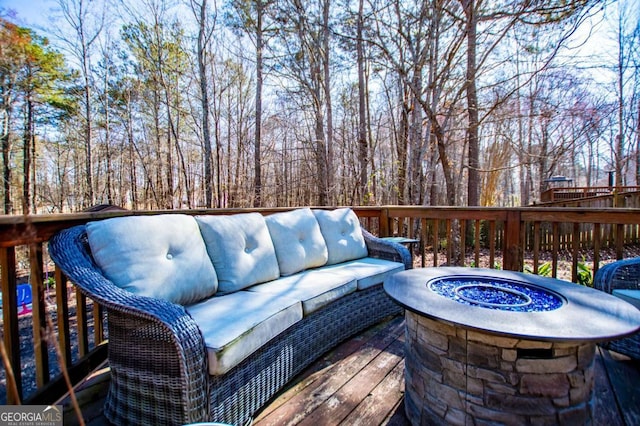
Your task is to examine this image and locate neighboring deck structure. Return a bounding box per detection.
[63,316,640,426]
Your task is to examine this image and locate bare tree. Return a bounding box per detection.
[356,0,368,204]
[462,0,480,206]
[322,0,334,204]
[191,0,216,208]
[369,0,466,206]
[270,0,332,205]
[609,0,640,186]
[254,0,264,207]
[56,0,105,208]
[0,18,21,214]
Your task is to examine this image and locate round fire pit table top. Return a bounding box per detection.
[384,267,640,343]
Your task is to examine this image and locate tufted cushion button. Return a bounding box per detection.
[166,253,173,260]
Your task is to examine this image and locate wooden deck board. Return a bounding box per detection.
[295,340,404,426]
[339,359,406,426]
[599,346,640,426]
[254,319,401,421]
[253,317,405,426]
[593,346,625,426]
[64,315,640,426]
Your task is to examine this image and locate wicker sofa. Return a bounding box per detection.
[49,207,411,426]
[594,258,640,359]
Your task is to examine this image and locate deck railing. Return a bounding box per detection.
[0,206,638,405]
[355,207,639,278]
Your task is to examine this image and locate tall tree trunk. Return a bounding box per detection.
[227,90,235,207]
[515,59,529,206]
[103,63,113,205]
[396,82,409,205]
[197,0,214,208]
[30,105,37,213]
[80,30,94,208]
[435,128,457,206]
[463,0,479,206]
[408,70,423,205]
[314,101,328,205]
[153,90,163,208]
[636,99,640,185]
[308,17,327,205]
[254,0,264,207]
[356,0,367,204]
[214,93,222,208]
[423,103,456,206]
[23,93,34,214]
[168,102,191,208]
[538,117,549,195]
[615,12,624,187]
[165,110,174,209]
[125,90,140,209]
[2,98,13,214]
[322,0,333,204]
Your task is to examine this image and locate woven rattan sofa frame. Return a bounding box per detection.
[594,258,640,359]
[49,224,411,426]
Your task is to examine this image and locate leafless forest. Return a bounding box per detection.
[0,0,638,214]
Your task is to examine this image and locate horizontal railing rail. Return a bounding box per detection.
[0,206,638,406]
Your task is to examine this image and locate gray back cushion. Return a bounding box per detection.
[313,208,368,264]
[265,208,328,276]
[196,213,280,294]
[86,215,218,305]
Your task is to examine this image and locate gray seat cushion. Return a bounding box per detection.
[247,269,357,315]
[186,291,302,375]
[318,257,405,290]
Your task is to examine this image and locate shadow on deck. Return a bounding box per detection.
[61,316,640,426]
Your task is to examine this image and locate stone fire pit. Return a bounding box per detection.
[384,267,640,425]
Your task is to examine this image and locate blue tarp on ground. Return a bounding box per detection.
[0,283,33,315]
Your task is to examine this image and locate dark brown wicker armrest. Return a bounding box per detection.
[362,228,412,269]
[49,225,208,425]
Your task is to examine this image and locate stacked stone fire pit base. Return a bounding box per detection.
[384,267,640,426]
[404,311,595,425]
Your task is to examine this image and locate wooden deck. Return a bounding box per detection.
[63,315,640,426]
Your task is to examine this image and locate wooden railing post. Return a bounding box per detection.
[30,242,49,387]
[379,208,390,237]
[1,246,22,402]
[76,288,89,357]
[503,210,523,271]
[55,268,72,367]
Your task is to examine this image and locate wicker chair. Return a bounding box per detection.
[594,258,640,359]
